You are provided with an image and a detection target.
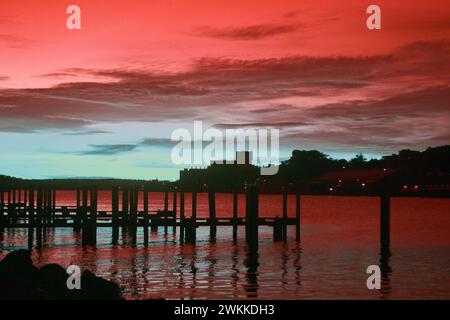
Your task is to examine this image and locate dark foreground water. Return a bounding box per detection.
[1,194,450,299]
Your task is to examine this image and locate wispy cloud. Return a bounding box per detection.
[0,33,36,49]
[63,129,111,136]
[81,144,137,155]
[214,121,310,129]
[194,22,301,40]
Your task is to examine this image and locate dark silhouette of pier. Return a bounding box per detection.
[0,185,391,251]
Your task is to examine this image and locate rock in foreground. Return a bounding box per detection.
[0,250,123,300]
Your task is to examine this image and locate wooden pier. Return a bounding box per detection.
[0,187,390,250]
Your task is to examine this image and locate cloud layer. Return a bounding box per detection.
[0,40,448,155]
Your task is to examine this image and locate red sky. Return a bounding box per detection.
[2,0,449,87]
[0,0,449,179]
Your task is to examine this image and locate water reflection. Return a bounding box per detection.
[231,245,239,299]
[379,247,392,299]
[293,242,302,291]
[244,246,259,298]
[1,194,450,300]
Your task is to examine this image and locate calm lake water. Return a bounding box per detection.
[1,192,450,299]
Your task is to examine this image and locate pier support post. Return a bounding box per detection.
[232,192,238,243]
[129,188,138,245]
[164,191,169,234]
[52,189,56,224]
[164,191,169,212]
[282,192,288,241]
[184,218,196,244]
[121,187,129,233]
[151,215,159,232]
[81,188,89,246]
[36,189,43,248]
[208,190,217,242]
[112,187,119,244]
[295,193,301,241]
[0,190,4,233]
[143,187,149,246]
[27,189,35,248]
[179,191,185,242]
[380,194,390,249]
[245,188,259,250]
[185,192,197,244]
[273,216,283,241]
[172,190,177,233]
[24,189,28,216]
[42,189,49,228]
[91,188,98,246]
[74,189,81,231]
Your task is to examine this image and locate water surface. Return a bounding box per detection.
[1,194,449,299]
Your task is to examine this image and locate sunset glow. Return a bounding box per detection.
[1,0,449,179]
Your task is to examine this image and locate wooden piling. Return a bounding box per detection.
[90,188,98,246]
[42,189,48,227]
[282,192,288,241]
[184,218,196,244]
[74,189,82,232]
[24,189,28,214]
[27,189,35,247]
[380,194,390,249]
[143,187,149,246]
[164,191,169,212]
[295,193,301,241]
[185,192,197,244]
[36,189,43,248]
[208,190,217,242]
[151,214,159,232]
[129,188,138,245]
[122,187,129,232]
[52,189,57,223]
[232,192,238,242]
[179,191,185,242]
[128,189,134,234]
[81,188,89,246]
[273,216,283,241]
[164,191,169,233]
[172,190,177,233]
[44,189,49,225]
[7,200,13,225]
[10,189,18,224]
[245,188,259,249]
[0,190,4,232]
[112,187,119,243]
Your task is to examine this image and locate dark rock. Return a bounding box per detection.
[39,263,71,299]
[0,250,123,300]
[0,249,41,299]
[75,270,122,300]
